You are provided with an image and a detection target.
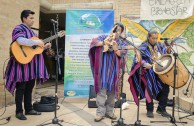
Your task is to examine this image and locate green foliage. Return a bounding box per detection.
[178,51,194,66]
[155,20,171,27]
[126,51,135,70]
[183,22,194,50]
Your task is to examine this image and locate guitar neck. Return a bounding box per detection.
[42,34,58,43]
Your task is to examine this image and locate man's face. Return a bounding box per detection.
[148,33,158,45]
[23,14,34,27]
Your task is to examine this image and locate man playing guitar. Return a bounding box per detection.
[4,10,50,120]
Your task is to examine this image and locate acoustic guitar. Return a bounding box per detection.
[11,30,65,64]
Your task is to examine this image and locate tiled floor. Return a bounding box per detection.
[0,82,194,126]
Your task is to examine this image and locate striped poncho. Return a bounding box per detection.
[128,41,167,105]
[4,23,49,95]
[89,35,128,97]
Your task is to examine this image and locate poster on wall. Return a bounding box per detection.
[140,0,194,20]
[121,15,194,74]
[65,10,114,97]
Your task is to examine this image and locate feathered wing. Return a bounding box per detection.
[161,15,194,38]
[121,17,148,42]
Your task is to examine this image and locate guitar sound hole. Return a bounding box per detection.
[32,45,37,49]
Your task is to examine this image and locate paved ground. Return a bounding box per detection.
[0,82,194,126]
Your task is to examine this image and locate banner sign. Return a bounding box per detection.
[64,10,114,97]
[140,0,194,20]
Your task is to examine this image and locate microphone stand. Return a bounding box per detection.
[134,53,143,126]
[118,36,160,126]
[113,49,129,126]
[150,39,187,125]
[38,14,63,126]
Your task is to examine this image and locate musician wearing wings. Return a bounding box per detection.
[128,29,172,118]
[89,22,130,122]
[4,10,51,120]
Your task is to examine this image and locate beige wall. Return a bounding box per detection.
[0,0,40,83]
[0,0,40,107]
[44,0,140,22]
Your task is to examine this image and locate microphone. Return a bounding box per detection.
[162,37,179,46]
[160,38,170,40]
[31,27,39,31]
[160,38,171,46]
[51,19,58,24]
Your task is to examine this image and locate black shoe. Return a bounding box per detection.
[156,110,171,117]
[25,109,41,115]
[146,111,154,118]
[16,113,27,120]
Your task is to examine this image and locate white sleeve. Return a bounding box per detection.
[17,37,39,46]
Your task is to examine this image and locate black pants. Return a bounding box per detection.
[146,83,170,112]
[15,79,35,114]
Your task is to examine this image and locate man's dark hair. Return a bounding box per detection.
[20,10,35,22]
[113,22,124,33]
[148,30,158,38]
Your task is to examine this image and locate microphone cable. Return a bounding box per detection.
[0,116,11,125]
[0,57,11,125]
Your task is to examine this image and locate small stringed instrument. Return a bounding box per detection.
[11,30,65,64]
[103,44,130,52]
[103,34,131,52]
